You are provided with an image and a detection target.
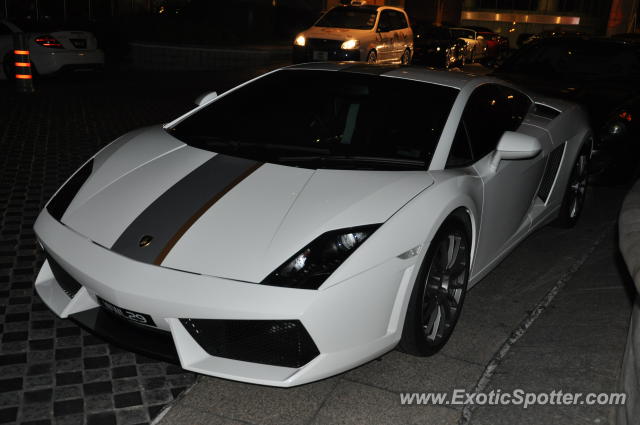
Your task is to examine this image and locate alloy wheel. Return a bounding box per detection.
[421,231,468,344]
[568,152,588,218]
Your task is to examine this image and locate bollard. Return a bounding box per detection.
[12,32,35,93]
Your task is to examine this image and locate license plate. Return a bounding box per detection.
[70,39,87,49]
[312,51,329,61]
[98,297,156,327]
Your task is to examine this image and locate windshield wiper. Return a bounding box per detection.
[183,136,331,155]
[277,155,427,168]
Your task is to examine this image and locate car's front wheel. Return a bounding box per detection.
[555,141,591,228]
[367,50,377,64]
[400,217,470,356]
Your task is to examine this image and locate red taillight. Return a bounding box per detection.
[35,35,64,48]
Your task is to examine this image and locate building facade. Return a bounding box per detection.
[460,0,636,45]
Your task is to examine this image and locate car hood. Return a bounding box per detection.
[303,26,371,41]
[492,71,638,127]
[60,126,434,282]
[414,38,450,48]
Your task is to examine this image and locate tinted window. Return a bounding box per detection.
[462,84,513,159]
[501,86,532,129]
[315,7,378,30]
[389,10,408,30]
[452,29,474,39]
[378,10,392,32]
[446,122,474,168]
[170,70,460,171]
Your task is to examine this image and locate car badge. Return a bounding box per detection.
[139,235,153,247]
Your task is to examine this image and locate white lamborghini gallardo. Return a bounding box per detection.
[34,63,592,387]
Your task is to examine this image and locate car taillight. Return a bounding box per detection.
[35,35,64,48]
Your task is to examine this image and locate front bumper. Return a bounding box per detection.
[34,210,416,386]
[292,46,361,64]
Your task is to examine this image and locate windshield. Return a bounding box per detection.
[315,7,378,30]
[451,29,474,39]
[168,70,459,171]
[498,41,640,80]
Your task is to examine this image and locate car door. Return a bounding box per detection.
[375,10,394,61]
[388,10,408,59]
[462,84,545,273]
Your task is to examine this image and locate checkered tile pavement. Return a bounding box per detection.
[0,71,255,425]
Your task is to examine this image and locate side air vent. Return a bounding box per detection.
[534,104,561,120]
[537,143,566,203]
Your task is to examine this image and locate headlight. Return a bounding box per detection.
[608,122,626,136]
[294,35,306,47]
[261,224,381,289]
[340,39,360,50]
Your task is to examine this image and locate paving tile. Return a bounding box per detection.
[309,380,459,425]
[0,79,199,424]
[178,376,339,425]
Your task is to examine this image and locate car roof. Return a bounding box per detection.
[284,62,499,90]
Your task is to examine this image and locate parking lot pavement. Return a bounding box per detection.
[157,187,633,425]
[0,67,276,425]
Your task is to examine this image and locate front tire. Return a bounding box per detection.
[555,141,590,228]
[367,50,377,64]
[400,217,470,356]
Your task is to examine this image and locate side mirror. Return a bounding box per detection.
[195,91,218,106]
[490,131,541,171]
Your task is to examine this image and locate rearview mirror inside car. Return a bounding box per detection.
[490,131,542,171]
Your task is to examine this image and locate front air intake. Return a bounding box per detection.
[46,253,82,298]
[180,318,320,368]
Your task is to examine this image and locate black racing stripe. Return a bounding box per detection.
[111,154,262,265]
[339,64,403,75]
[47,159,94,221]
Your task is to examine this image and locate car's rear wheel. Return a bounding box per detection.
[400,217,470,356]
[400,49,411,65]
[555,141,590,228]
[367,50,377,64]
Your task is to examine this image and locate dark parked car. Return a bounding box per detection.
[411,23,466,69]
[492,37,640,182]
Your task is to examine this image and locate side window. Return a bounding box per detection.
[446,121,474,168]
[378,10,392,32]
[388,11,408,30]
[500,86,532,130]
[462,84,512,159]
[399,12,408,29]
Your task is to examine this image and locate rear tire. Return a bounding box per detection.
[399,217,470,356]
[400,49,411,65]
[554,141,590,228]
